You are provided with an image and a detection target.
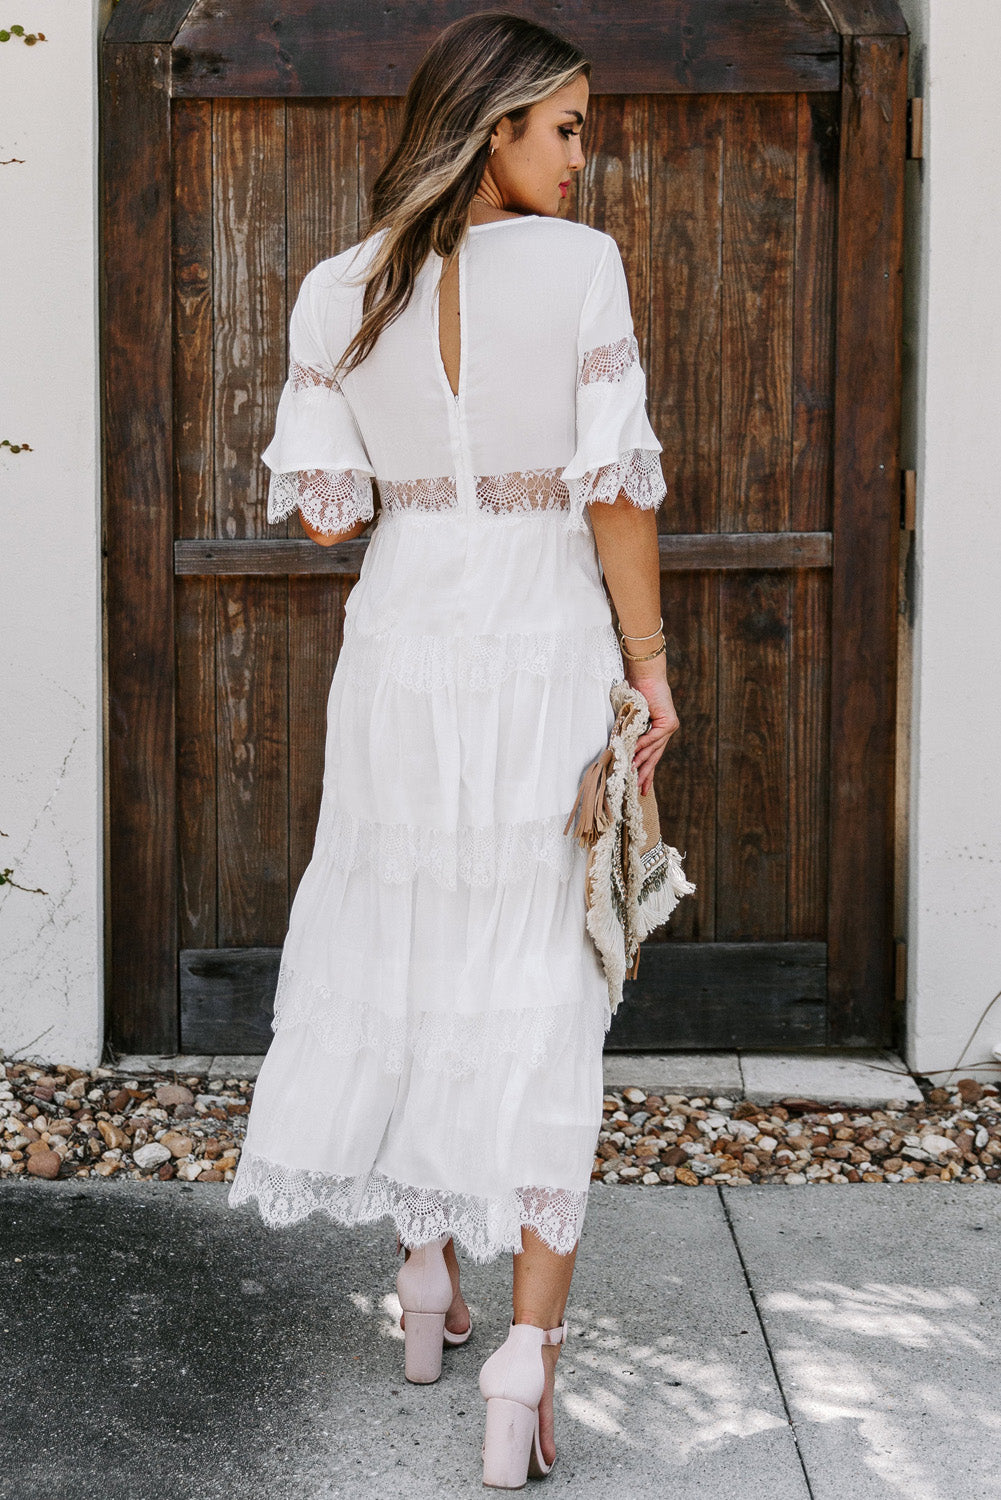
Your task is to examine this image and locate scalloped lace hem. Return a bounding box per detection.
[566,447,667,513]
[270,964,610,1077]
[338,619,623,694]
[228,1153,589,1262]
[312,806,583,888]
[268,468,374,532]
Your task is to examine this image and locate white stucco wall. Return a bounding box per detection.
[902,0,1001,1077]
[0,1,105,1067]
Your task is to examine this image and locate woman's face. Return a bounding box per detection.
[485,73,589,217]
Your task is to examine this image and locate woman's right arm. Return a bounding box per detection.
[588,495,680,796]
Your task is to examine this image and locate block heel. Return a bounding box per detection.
[402,1308,449,1383]
[396,1231,459,1384]
[479,1319,567,1487]
[482,1397,538,1488]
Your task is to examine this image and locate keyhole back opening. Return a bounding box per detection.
[437,253,461,399]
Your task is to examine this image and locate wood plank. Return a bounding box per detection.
[215,576,289,945]
[212,98,285,541]
[180,947,281,1054]
[104,0,193,45]
[180,941,828,1055]
[172,98,217,950]
[358,96,403,238]
[657,572,718,941]
[174,532,833,576]
[102,41,178,1053]
[170,0,840,98]
[212,99,289,945]
[605,942,828,1050]
[787,91,837,941]
[822,0,908,36]
[716,571,791,940]
[720,92,796,534]
[788,570,830,937]
[173,98,215,541]
[649,94,724,538]
[792,92,838,534]
[826,33,907,1044]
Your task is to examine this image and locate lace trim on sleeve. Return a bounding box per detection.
[578,333,639,386]
[570,448,666,510]
[288,357,342,393]
[268,468,374,533]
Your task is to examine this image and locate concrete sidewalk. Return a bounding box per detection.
[1,1180,999,1500]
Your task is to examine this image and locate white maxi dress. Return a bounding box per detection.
[228,214,666,1262]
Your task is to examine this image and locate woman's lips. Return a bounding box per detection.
[559,180,569,197]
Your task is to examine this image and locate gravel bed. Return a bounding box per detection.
[2,1057,999,1188]
[593,1079,1001,1186]
[0,1060,249,1182]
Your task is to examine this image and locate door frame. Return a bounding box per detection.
[101,0,907,1053]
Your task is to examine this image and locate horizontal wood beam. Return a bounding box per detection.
[605,941,828,1050]
[174,531,833,576]
[180,941,828,1054]
[169,0,840,98]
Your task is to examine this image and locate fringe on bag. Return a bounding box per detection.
[564,682,696,1017]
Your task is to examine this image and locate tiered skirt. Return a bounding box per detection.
[228,510,623,1262]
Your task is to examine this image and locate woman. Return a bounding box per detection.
[228,10,679,1487]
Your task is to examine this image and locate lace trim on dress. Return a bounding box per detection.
[475,469,571,515]
[269,964,609,1078]
[312,805,582,888]
[579,333,640,386]
[268,468,374,532]
[228,1153,590,1262]
[379,474,459,515]
[338,620,623,694]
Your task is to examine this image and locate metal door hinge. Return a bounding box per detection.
[906,98,923,160]
[900,469,916,531]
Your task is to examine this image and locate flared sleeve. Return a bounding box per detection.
[261,267,376,536]
[560,236,666,532]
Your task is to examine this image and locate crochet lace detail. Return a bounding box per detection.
[312,805,582,888]
[268,467,374,532]
[566,447,666,511]
[380,474,459,515]
[229,1154,589,1262]
[269,965,609,1077]
[288,357,341,393]
[476,468,571,515]
[579,334,639,386]
[338,620,623,694]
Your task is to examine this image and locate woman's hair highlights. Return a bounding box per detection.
[334,11,589,378]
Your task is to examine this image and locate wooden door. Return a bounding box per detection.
[102,0,908,1054]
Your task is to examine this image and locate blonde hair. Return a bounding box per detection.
[335,11,589,377]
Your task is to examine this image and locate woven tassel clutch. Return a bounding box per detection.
[563,680,696,1016]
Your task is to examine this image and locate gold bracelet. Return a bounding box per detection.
[620,639,667,663]
[618,615,664,642]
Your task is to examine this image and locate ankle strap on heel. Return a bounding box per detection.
[510,1318,567,1345]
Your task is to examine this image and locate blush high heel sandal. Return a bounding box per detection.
[479,1318,568,1487]
[395,1231,471,1383]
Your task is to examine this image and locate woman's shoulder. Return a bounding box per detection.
[299,230,386,299]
